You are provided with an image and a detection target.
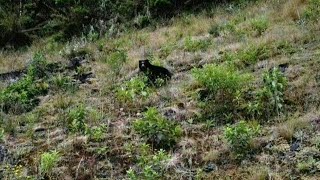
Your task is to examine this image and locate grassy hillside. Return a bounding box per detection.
[0,0,320,179]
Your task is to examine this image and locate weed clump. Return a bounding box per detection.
[248,67,288,119]
[127,145,171,180]
[192,64,252,122]
[134,107,182,150]
[116,75,152,105]
[0,53,50,114]
[224,120,260,159]
[250,17,269,36]
[40,150,61,178]
[183,36,212,52]
[304,0,320,22]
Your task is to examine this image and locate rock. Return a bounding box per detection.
[0,145,7,163]
[290,141,301,152]
[203,163,217,173]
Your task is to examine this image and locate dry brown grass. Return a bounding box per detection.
[281,0,308,21]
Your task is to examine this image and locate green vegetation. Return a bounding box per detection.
[304,0,320,22]
[134,107,182,149]
[0,53,49,114]
[192,64,252,122]
[250,16,269,36]
[0,0,320,179]
[183,36,212,52]
[127,146,171,180]
[116,76,152,104]
[249,67,288,119]
[104,50,128,76]
[40,150,61,177]
[224,120,260,158]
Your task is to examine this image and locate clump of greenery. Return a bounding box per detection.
[66,104,87,134]
[208,24,222,37]
[296,157,317,173]
[250,17,269,36]
[105,50,127,76]
[183,36,212,52]
[134,107,182,149]
[27,53,49,79]
[159,42,176,58]
[0,128,4,143]
[248,67,287,119]
[40,150,61,177]
[236,44,270,67]
[50,74,76,92]
[64,104,104,135]
[224,120,260,159]
[192,64,252,122]
[127,144,171,180]
[116,75,152,104]
[0,53,50,114]
[86,125,107,142]
[304,0,320,22]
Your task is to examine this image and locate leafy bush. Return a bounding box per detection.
[50,74,76,92]
[27,53,49,79]
[66,104,87,134]
[192,64,252,122]
[116,76,151,104]
[127,147,171,180]
[0,53,50,114]
[251,67,287,119]
[208,24,222,37]
[0,76,49,114]
[86,125,107,142]
[40,150,61,177]
[0,128,4,143]
[105,50,127,75]
[304,0,320,22]
[236,44,270,67]
[133,107,182,149]
[224,120,260,158]
[192,64,251,99]
[250,17,269,36]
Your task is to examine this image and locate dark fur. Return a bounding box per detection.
[139,60,172,84]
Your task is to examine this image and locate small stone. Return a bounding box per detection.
[203,163,217,173]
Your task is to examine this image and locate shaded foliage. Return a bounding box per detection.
[0,0,251,48]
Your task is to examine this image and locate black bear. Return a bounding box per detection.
[139,60,172,85]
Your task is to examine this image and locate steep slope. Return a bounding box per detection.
[0,0,320,179]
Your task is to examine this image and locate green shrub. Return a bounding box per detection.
[133,107,182,149]
[0,53,51,114]
[105,50,127,75]
[192,64,251,99]
[304,0,320,22]
[250,17,269,36]
[192,64,252,122]
[183,36,212,52]
[27,53,49,79]
[236,44,270,67]
[40,150,60,177]
[86,125,107,142]
[208,24,222,37]
[224,120,260,158]
[297,157,317,173]
[50,74,76,92]
[127,145,171,180]
[159,42,176,58]
[0,76,49,114]
[116,75,151,103]
[0,128,4,143]
[254,67,287,119]
[66,104,87,134]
